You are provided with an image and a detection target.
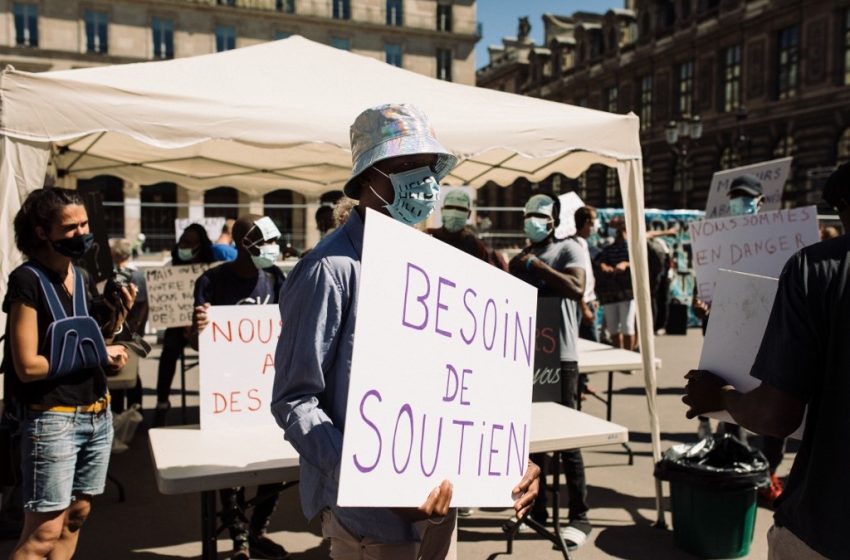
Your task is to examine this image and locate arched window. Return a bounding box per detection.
[607,27,618,52]
[204,186,240,219]
[640,11,652,38]
[838,128,850,165]
[605,168,619,205]
[264,188,307,248]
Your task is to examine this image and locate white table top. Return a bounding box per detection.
[577,340,662,374]
[149,402,627,495]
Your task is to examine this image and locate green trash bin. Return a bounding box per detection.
[655,435,769,559]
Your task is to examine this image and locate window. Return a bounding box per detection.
[773,135,796,158]
[776,26,799,100]
[385,44,402,67]
[722,44,741,112]
[720,146,739,170]
[606,86,619,113]
[332,0,350,20]
[605,168,619,205]
[215,25,236,52]
[677,60,694,116]
[436,48,452,81]
[386,0,402,26]
[84,10,108,54]
[151,17,173,60]
[437,4,452,32]
[330,36,350,50]
[13,3,38,47]
[640,75,653,131]
[577,173,588,199]
[217,0,236,5]
[844,10,850,85]
[276,0,295,13]
[838,128,850,165]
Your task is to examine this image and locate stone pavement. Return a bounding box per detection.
[0,328,790,559]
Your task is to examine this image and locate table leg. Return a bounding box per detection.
[551,453,572,560]
[179,351,188,425]
[201,490,217,560]
[606,371,614,422]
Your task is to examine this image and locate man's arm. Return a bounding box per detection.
[271,260,345,479]
[682,370,806,438]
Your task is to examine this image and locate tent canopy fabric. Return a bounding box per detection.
[0,36,663,521]
[0,36,637,195]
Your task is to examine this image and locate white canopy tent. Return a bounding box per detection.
[0,36,664,522]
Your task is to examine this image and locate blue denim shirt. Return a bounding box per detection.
[271,209,420,543]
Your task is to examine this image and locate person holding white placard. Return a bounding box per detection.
[194,215,288,560]
[508,193,591,550]
[271,104,541,560]
[683,162,850,560]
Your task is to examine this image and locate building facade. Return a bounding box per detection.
[2,0,478,250]
[477,0,850,229]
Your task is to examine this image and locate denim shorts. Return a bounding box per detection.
[20,409,113,513]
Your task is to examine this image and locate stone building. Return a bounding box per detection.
[477,0,850,235]
[1,0,478,250]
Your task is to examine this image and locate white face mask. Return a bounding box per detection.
[251,243,280,269]
[442,208,468,233]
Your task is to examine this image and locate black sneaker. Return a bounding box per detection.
[248,534,290,560]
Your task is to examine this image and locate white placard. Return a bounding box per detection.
[690,206,819,303]
[698,269,803,438]
[555,192,585,239]
[338,210,537,508]
[145,264,210,329]
[175,217,226,243]
[198,305,280,431]
[704,157,792,219]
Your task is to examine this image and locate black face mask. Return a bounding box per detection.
[52,233,94,258]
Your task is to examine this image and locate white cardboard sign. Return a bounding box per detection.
[698,269,803,438]
[337,210,537,508]
[704,157,792,219]
[145,264,210,329]
[555,192,586,239]
[198,305,280,431]
[175,217,226,243]
[690,206,819,303]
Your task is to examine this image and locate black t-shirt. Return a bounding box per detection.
[750,234,850,559]
[194,262,285,307]
[3,261,107,407]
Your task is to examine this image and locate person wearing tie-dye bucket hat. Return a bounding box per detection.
[270,104,541,559]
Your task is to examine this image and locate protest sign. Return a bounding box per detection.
[698,269,803,438]
[555,192,585,239]
[145,264,210,329]
[337,209,537,508]
[198,305,280,431]
[704,157,792,219]
[690,206,818,303]
[532,298,562,403]
[174,217,226,243]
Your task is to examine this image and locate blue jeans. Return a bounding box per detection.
[20,409,113,513]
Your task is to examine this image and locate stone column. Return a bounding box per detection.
[123,181,141,242]
[238,192,264,216]
[303,195,321,249]
[187,189,205,220]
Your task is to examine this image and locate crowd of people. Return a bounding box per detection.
[0,102,847,560]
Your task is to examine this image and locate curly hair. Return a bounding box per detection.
[14,188,86,258]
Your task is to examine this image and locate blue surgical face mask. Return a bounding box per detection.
[728,196,760,216]
[251,243,280,269]
[369,166,440,226]
[442,208,468,233]
[177,247,196,262]
[524,217,552,243]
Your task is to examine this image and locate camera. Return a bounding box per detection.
[104,269,134,310]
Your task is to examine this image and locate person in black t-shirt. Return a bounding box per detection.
[5,188,135,559]
[683,162,850,560]
[153,223,218,427]
[193,215,289,560]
